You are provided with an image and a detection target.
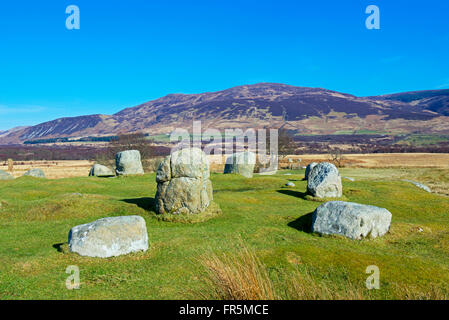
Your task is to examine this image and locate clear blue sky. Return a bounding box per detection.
[0,0,448,130]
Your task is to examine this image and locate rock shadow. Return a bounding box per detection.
[121,197,156,211]
[277,189,308,199]
[287,212,314,233]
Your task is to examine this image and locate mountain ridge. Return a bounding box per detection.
[1,83,448,144]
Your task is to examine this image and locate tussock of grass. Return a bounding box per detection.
[156,202,222,223]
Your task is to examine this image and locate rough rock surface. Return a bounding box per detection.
[402,180,431,193]
[156,148,213,215]
[24,168,45,178]
[115,150,144,175]
[0,170,14,180]
[311,201,392,240]
[304,162,318,180]
[307,162,342,198]
[224,151,256,178]
[68,216,148,258]
[89,164,114,177]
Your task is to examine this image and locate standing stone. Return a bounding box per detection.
[68,216,148,258]
[311,201,392,240]
[115,150,144,176]
[24,168,45,178]
[304,162,318,180]
[224,151,256,178]
[307,162,342,198]
[0,170,14,180]
[156,148,213,215]
[89,164,114,177]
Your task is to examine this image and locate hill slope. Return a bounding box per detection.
[1,83,449,144]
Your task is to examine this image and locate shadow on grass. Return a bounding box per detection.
[277,189,308,199]
[53,242,68,253]
[121,197,156,211]
[287,212,314,233]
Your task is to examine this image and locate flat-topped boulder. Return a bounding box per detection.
[0,170,14,180]
[311,201,392,240]
[24,168,45,178]
[68,216,148,258]
[115,150,144,176]
[89,164,114,177]
[224,151,256,178]
[304,162,318,180]
[307,162,342,198]
[156,148,213,215]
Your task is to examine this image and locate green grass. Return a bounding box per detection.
[0,170,448,300]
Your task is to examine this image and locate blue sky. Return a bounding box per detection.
[0,0,448,130]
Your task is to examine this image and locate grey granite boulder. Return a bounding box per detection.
[304,162,318,180]
[115,150,144,176]
[89,164,114,177]
[0,170,14,180]
[311,201,392,240]
[156,148,213,215]
[24,168,45,178]
[224,151,256,178]
[68,216,148,258]
[307,162,342,198]
[402,180,431,193]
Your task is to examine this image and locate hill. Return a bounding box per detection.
[1,83,449,144]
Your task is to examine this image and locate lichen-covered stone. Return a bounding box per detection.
[311,201,392,240]
[155,148,213,215]
[307,162,342,198]
[89,164,114,177]
[224,151,256,178]
[24,168,45,178]
[68,216,148,258]
[115,150,144,176]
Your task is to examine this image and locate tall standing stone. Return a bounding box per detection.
[224,151,256,178]
[155,148,213,215]
[115,150,144,176]
[307,162,342,198]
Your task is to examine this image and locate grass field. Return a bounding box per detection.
[1,167,448,300]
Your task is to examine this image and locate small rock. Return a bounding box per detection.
[402,180,431,193]
[68,216,148,258]
[0,170,14,180]
[343,176,355,182]
[285,182,295,187]
[311,201,392,240]
[89,164,114,177]
[24,168,45,178]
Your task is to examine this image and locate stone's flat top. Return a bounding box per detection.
[68,215,148,258]
[170,147,210,179]
[312,201,392,240]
